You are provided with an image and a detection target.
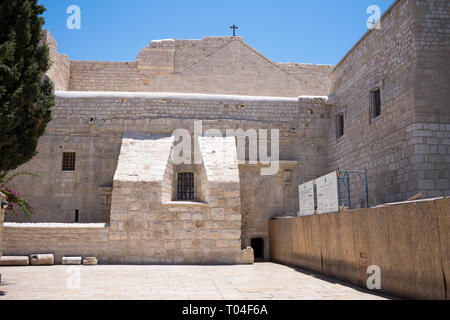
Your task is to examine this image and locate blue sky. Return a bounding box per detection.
[39,0,395,65]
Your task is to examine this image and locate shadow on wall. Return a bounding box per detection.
[269,197,449,300]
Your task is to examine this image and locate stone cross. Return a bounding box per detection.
[230,25,238,37]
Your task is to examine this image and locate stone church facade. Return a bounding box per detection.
[3,0,449,264]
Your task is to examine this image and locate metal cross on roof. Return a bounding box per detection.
[230,24,238,37]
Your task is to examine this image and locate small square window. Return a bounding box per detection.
[177,172,194,201]
[62,152,76,171]
[370,89,381,120]
[336,113,344,138]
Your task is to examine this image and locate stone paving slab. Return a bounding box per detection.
[0,263,389,300]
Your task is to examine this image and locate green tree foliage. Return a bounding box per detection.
[0,0,54,180]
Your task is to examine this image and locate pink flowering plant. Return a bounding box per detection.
[0,172,38,218]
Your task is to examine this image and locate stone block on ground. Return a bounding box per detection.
[83,257,98,265]
[62,257,82,265]
[30,254,54,266]
[0,256,29,266]
[240,247,254,264]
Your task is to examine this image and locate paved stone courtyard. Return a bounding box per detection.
[0,263,388,300]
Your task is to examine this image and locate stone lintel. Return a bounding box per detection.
[162,201,208,207]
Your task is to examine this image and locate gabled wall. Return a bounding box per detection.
[47,34,332,97]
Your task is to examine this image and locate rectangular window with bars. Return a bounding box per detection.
[62,152,76,171]
[177,172,194,201]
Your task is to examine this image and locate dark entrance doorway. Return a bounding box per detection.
[251,238,264,260]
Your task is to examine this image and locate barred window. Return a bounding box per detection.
[62,152,76,171]
[177,172,194,201]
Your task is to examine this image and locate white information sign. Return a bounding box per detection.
[316,171,339,214]
[298,181,315,216]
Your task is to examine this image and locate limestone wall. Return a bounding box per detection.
[239,161,299,260]
[69,61,141,92]
[2,223,110,262]
[405,123,450,196]
[327,0,416,206]
[412,0,450,124]
[6,92,330,226]
[43,30,70,91]
[2,134,247,264]
[43,29,333,97]
[105,133,244,264]
[108,181,243,264]
[66,37,331,97]
[269,197,450,300]
[326,0,449,206]
[279,63,333,96]
[407,0,450,197]
[173,37,236,72]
